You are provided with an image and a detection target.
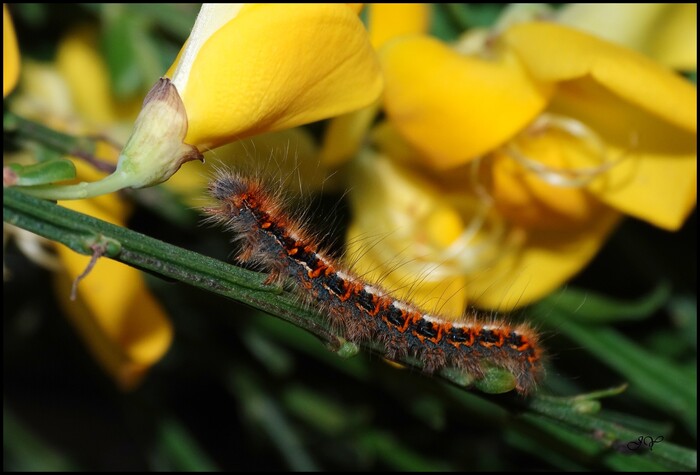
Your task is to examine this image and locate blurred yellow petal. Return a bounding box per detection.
[3,4,20,97]
[588,148,696,231]
[10,55,134,142]
[549,77,696,230]
[502,22,697,230]
[650,4,697,71]
[557,4,697,71]
[557,4,668,52]
[346,222,468,319]
[11,62,76,126]
[55,26,143,126]
[55,198,173,390]
[318,4,428,168]
[488,139,604,230]
[503,22,696,133]
[368,3,430,48]
[381,35,553,169]
[370,120,424,168]
[344,151,511,318]
[318,102,379,168]
[55,27,119,125]
[465,208,622,310]
[168,4,382,151]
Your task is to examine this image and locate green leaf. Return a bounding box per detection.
[527,397,696,471]
[6,160,76,186]
[101,5,162,98]
[474,367,517,394]
[4,112,99,160]
[151,418,219,471]
[445,4,504,29]
[535,300,697,436]
[3,406,78,471]
[547,283,671,323]
[282,386,350,435]
[668,295,697,350]
[228,369,319,471]
[122,4,198,40]
[101,5,141,98]
[357,430,450,471]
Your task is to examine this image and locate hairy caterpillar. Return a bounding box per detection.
[205,171,544,394]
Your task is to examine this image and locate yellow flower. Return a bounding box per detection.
[19,4,382,202]
[3,4,20,97]
[7,29,172,389]
[346,14,696,312]
[501,23,696,231]
[165,3,389,207]
[168,3,383,151]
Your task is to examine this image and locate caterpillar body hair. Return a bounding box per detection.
[205,171,544,394]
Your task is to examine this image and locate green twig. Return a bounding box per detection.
[3,186,339,349]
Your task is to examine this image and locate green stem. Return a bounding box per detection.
[15,171,134,200]
[4,111,94,155]
[4,111,117,173]
[3,187,337,347]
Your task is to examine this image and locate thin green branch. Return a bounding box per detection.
[3,186,338,349]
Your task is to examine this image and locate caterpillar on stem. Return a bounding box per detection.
[205,171,544,394]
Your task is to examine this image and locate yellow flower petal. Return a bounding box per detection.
[488,142,604,231]
[55,27,120,125]
[318,4,429,169]
[557,4,697,71]
[13,36,139,140]
[168,4,382,151]
[3,4,20,97]
[55,198,172,390]
[503,22,697,133]
[346,223,468,319]
[503,22,697,230]
[649,4,697,71]
[381,35,553,169]
[548,77,696,230]
[590,146,696,231]
[557,4,669,52]
[10,62,76,125]
[345,151,508,318]
[368,3,430,48]
[465,208,622,310]
[318,101,379,168]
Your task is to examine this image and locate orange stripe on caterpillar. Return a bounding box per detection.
[205,171,544,394]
